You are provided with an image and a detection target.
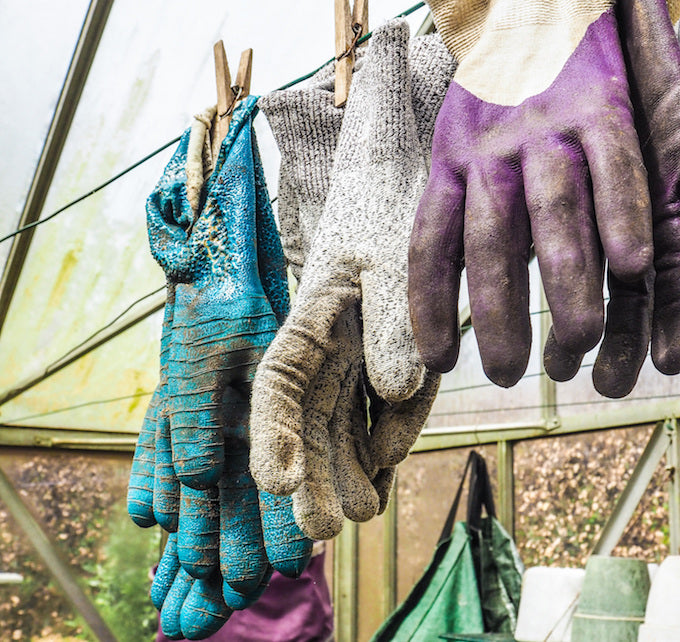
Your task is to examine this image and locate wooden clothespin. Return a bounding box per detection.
[212,41,253,159]
[334,0,368,107]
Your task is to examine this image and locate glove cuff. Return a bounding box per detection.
[259,77,342,206]
[258,68,344,279]
[427,0,613,61]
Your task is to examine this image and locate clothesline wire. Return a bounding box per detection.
[3,388,677,428]
[428,392,679,419]
[0,136,182,245]
[0,1,426,246]
[2,391,153,426]
[47,284,166,369]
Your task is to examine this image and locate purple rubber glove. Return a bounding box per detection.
[409,6,653,387]
[617,0,680,376]
[545,0,680,397]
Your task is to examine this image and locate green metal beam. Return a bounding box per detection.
[334,520,358,642]
[415,9,434,36]
[414,398,680,452]
[0,0,114,339]
[497,441,515,538]
[666,418,680,554]
[592,420,670,556]
[0,290,164,409]
[0,463,117,641]
[539,284,558,427]
[382,473,398,619]
[0,426,136,450]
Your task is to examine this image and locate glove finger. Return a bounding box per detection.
[219,446,269,594]
[153,412,179,532]
[250,278,359,495]
[373,467,397,515]
[464,163,532,387]
[260,491,314,575]
[151,532,180,611]
[524,140,605,354]
[290,407,345,540]
[368,370,441,468]
[180,571,232,640]
[408,169,465,373]
[292,480,344,541]
[593,270,652,397]
[177,484,219,579]
[651,237,680,374]
[159,567,193,640]
[582,127,653,284]
[329,364,380,524]
[223,565,273,610]
[616,0,680,374]
[361,268,425,402]
[127,386,158,528]
[543,326,585,382]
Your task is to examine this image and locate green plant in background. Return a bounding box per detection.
[515,427,670,568]
[0,452,163,640]
[88,502,160,641]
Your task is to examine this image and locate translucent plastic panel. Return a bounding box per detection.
[395,445,497,603]
[514,425,668,568]
[0,0,432,432]
[553,276,680,421]
[0,0,90,267]
[0,309,162,432]
[0,449,160,640]
[426,261,544,430]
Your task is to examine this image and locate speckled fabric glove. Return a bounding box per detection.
[251,20,437,523]
[256,32,453,538]
[410,0,653,388]
[258,65,377,539]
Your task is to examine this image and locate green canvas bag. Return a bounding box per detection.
[371,451,523,642]
[465,453,523,635]
[370,453,485,641]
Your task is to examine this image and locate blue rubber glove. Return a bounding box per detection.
[145,102,312,635]
[147,97,277,491]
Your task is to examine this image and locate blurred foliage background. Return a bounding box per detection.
[0,450,159,641]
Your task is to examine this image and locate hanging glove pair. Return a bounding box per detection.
[411,0,680,398]
[128,98,311,639]
[250,20,456,540]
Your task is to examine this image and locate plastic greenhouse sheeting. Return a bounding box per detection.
[0,1,431,435]
[0,1,677,440]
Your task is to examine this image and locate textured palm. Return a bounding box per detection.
[165,100,279,490]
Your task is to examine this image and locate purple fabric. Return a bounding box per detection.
[409,9,653,389]
[156,550,333,642]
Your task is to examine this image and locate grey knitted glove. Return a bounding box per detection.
[251,20,442,519]
[259,67,376,539]
[256,31,452,538]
